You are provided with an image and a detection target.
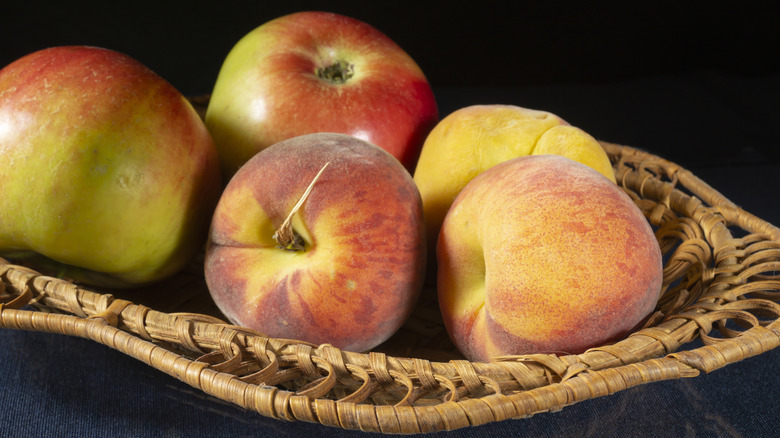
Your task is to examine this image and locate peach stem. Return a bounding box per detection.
[273,161,330,251]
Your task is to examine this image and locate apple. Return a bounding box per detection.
[205,11,439,177]
[413,104,616,260]
[438,155,662,361]
[0,46,221,287]
[204,133,425,352]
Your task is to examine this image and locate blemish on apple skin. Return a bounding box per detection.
[116,172,143,189]
[91,164,108,175]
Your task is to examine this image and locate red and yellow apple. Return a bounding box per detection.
[0,46,221,287]
[204,133,425,352]
[205,11,439,177]
[413,104,616,258]
[437,155,662,361]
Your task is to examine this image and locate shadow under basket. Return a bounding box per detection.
[2,140,780,434]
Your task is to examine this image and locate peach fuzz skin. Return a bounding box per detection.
[204,133,426,353]
[413,104,615,265]
[437,155,663,362]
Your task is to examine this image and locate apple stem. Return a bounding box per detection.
[273,161,330,251]
[316,61,354,83]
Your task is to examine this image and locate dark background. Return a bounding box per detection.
[2,1,778,171]
[4,2,777,91]
[2,2,780,437]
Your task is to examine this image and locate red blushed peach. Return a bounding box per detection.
[204,133,425,352]
[437,154,663,361]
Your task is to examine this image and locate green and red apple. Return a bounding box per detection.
[437,155,662,361]
[0,46,221,287]
[204,133,426,352]
[205,11,439,177]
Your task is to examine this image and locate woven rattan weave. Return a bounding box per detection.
[1,139,779,434]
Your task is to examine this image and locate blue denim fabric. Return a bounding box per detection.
[1,328,779,438]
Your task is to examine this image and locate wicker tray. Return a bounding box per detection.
[1,133,779,433]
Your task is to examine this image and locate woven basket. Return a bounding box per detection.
[2,104,780,433]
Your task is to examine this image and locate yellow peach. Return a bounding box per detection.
[437,155,662,361]
[413,104,615,259]
[533,125,616,183]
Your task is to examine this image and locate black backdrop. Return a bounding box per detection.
[3,2,777,92]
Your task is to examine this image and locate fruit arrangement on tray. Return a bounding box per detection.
[1,11,778,434]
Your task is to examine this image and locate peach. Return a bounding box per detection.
[437,155,662,361]
[413,104,616,259]
[204,133,426,352]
